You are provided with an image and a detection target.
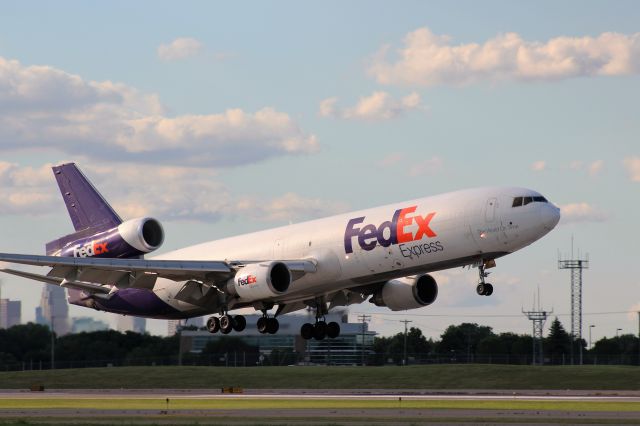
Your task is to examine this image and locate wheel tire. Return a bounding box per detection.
[232,315,246,332]
[257,317,268,334]
[206,317,220,334]
[220,315,233,334]
[313,321,327,340]
[485,283,493,296]
[476,283,486,296]
[301,323,314,340]
[266,318,279,334]
[326,321,340,339]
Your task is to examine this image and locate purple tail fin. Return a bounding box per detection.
[52,163,121,232]
[46,163,122,255]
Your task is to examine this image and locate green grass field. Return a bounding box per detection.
[0,364,639,390]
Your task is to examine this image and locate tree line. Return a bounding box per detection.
[0,318,638,370]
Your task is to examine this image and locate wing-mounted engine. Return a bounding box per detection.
[56,217,164,258]
[371,273,438,311]
[228,261,291,302]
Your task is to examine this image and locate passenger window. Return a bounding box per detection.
[523,197,533,205]
[512,197,523,207]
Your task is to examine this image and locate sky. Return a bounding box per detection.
[0,1,638,340]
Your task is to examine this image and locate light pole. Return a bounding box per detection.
[616,328,622,338]
[400,320,412,366]
[50,315,55,370]
[589,325,595,349]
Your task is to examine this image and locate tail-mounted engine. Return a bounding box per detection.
[58,217,164,258]
[228,261,291,302]
[371,273,438,311]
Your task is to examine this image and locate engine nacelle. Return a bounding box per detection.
[229,261,291,302]
[59,217,164,258]
[371,274,438,311]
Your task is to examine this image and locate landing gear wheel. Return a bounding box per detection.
[266,317,279,334]
[206,316,220,334]
[232,315,246,332]
[476,283,486,296]
[301,323,314,340]
[313,321,327,340]
[484,283,493,296]
[326,321,340,339]
[220,314,233,334]
[257,317,268,334]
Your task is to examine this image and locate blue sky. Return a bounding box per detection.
[0,1,638,339]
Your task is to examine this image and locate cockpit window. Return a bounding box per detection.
[513,195,549,207]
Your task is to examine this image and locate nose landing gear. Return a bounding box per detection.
[476,261,494,296]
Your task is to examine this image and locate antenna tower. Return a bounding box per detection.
[558,238,589,365]
[522,288,552,365]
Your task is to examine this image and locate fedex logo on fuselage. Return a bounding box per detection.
[73,240,109,258]
[344,206,436,254]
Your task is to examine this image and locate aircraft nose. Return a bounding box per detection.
[541,204,561,230]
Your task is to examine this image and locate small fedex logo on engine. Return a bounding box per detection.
[73,240,109,258]
[237,274,257,286]
[344,206,436,254]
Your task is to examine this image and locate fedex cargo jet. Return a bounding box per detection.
[0,164,560,340]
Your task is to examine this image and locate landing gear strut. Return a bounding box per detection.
[476,261,494,296]
[206,313,246,334]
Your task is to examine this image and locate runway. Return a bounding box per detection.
[1,389,639,425]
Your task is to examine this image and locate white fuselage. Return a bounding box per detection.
[152,186,560,314]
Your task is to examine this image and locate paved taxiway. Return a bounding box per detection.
[1,389,639,425]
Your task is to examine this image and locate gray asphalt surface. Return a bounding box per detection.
[1,389,638,425]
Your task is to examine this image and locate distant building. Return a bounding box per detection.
[71,317,109,333]
[0,299,21,329]
[117,316,146,334]
[37,286,69,335]
[168,316,204,336]
[181,312,376,366]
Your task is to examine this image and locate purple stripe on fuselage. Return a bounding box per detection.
[93,288,185,319]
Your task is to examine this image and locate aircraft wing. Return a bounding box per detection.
[0,252,316,292]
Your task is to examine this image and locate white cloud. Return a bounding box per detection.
[238,192,349,222]
[0,56,318,166]
[531,160,546,172]
[157,37,203,61]
[0,162,57,214]
[407,157,444,176]
[369,27,640,86]
[568,160,603,176]
[379,152,406,167]
[319,91,422,121]
[623,156,640,182]
[588,160,604,176]
[0,162,347,223]
[560,203,608,224]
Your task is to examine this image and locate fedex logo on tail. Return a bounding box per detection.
[73,240,109,258]
[344,206,436,254]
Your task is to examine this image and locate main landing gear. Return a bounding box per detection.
[476,261,494,296]
[206,314,246,334]
[300,300,341,340]
[300,318,340,340]
[257,312,280,335]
